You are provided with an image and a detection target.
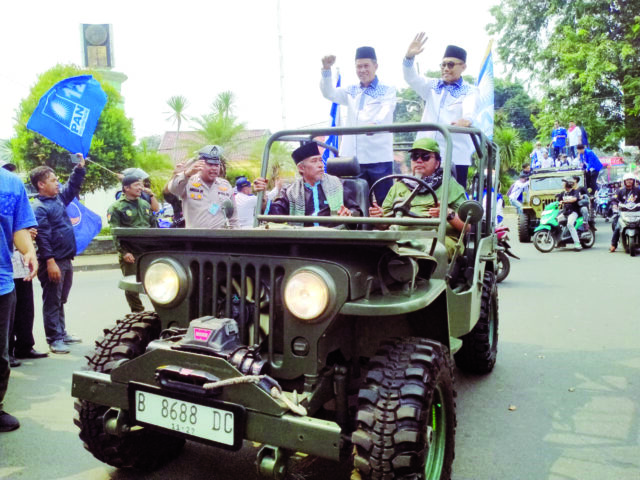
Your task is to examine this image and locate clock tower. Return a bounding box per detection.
[80,24,127,100]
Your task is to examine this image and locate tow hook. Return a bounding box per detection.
[256,445,290,479]
[103,408,130,437]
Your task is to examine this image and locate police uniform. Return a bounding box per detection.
[107,196,156,312]
[167,173,238,229]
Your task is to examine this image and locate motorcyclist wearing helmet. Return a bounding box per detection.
[572,175,594,231]
[609,172,640,252]
[555,177,583,250]
[166,145,238,229]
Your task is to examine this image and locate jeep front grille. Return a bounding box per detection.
[189,258,285,367]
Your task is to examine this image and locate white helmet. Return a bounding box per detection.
[622,172,637,182]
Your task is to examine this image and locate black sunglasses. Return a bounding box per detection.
[410,152,437,162]
[440,61,463,69]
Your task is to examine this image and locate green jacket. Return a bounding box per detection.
[382,176,467,234]
[107,197,156,254]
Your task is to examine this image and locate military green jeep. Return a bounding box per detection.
[517,167,586,242]
[72,123,500,479]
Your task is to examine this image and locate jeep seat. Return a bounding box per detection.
[325,156,370,217]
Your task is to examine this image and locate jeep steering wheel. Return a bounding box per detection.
[369,174,439,218]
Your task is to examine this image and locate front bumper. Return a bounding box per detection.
[72,349,343,461]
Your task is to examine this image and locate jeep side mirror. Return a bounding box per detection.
[457,200,483,224]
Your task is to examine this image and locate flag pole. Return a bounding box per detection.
[85,157,120,177]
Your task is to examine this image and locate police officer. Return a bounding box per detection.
[108,175,157,312]
[166,145,238,229]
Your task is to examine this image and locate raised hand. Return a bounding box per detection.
[406,32,427,59]
[322,55,336,70]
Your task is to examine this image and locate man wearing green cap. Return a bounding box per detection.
[108,175,157,312]
[320,46,397,203]
[403,33,479,188]
[369,138,467,257]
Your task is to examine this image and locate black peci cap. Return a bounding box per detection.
[292,142,321,164]
[443,45,467,62]
[355,46,377,61]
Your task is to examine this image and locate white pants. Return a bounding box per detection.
[558,212,580,245]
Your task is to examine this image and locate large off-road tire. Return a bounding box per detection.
[495,251,510,283]
[352,338,456,480]
[532,230,555,253]
[454,272,499,374]
[580,228,596,249]
[517,213,531,243]
[74,312,185,470]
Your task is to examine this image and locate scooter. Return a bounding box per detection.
[595,188,614,221]
[615,202,640,256]
[495,225,519,283]
[532,201,596,253]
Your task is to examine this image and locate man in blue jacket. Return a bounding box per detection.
[30,154,86,354]
[551,120,567,159]
[576,144,603,194]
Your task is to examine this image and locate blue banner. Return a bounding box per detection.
[27,75,107,157]
[66,198,102,255]
[322,73,341,167]
[475,42,494,141]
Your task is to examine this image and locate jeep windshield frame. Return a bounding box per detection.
[255,123,496,244]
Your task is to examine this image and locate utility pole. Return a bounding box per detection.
[277,0,286,128]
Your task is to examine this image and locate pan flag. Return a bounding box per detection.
[475,41,494,141]
[322,73,341,167]
[27,75,107,157]
[66,198,102,255]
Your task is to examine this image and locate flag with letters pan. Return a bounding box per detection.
[27,75,107,157]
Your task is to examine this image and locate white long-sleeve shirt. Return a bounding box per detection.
[402,57,479,167]
[320,70,396,165]
[567,126,582,147]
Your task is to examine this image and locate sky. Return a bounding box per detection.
[0,0,499,143]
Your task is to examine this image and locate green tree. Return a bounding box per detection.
[165,95,189,162]
[134,144,174,199]
[192,91,246,148]
[488,0,640,148]
[494,78,538,141]
[11,64,135,192]
[493,126,521,176]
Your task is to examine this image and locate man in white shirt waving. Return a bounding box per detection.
[320,46,397,203]
[403,32,479,189]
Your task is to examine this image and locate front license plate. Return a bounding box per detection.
[129,384,244,450]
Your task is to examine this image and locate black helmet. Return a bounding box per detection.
[561,177,575,186]
[198,145,223,164]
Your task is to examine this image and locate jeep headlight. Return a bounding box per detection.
[143,259,188,306]
[532,196,541,206]
[284,269,333,321]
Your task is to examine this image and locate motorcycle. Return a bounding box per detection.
[532,201,596,253]
[595,188,614,222]
[495,225,519,283]
[615,202,640,256]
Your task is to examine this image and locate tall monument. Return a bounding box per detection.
[81,24,127,99]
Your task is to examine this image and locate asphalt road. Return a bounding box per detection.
[1,215,639,480]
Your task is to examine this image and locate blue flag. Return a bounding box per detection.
[27,75,107,157]
[66,198,102,255]
[322,73,341,167]
[475,42,494,141]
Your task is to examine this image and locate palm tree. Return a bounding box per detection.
[190,91,247,176]
[493,126,522,176]
[165,95,189,163]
